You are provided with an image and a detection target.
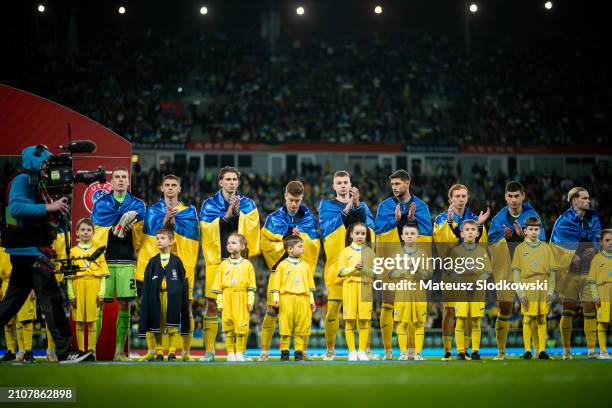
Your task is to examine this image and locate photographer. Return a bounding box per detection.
[0,145,92,363]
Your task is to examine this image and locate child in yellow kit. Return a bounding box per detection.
[336,222,375,361]
[212,233,256,362]
[391,222,431,361]
[0,246,37,363]
[512,217,557,360]
[269,235,316,362]
[66,219,109,357]
[587,228,612,359]
[450,219,492,361]
[138,228,191,362]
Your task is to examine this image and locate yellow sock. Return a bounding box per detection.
[225,332,236,354]
[495,314,510,354]
[88,321,97,351]
[76,322,86,351]
[471,318,481,352]
[16,323,24,352]
[182,316,194,354]
[443,333,453,353]
[5,324,17,353]
[22,322,33,351]
[204,316,218,354]
[345,320,356,353]
[407,322,415,350]
[584,312,597,351]
[261,312,277,352]
[597,322,608,353]
[523,316,532,352]
[303,335,309,352]
[357,320,369,352]
[532,318,539,352]
[537,316,547,352]
[162,334,169,352]
[236,334,246,353]
[46,325,55,354]
[146,332,156,354]
[396,321,408,354]
[154,333,163,355]
[280,335,290,351]
[365,320,372,350]
[464,318,471,352]
[324,300,341,350]
[455,318,465,354]
[294,335,304,352]
[560,311,574,349]
[380,304,394,351]
[414,323,425,354]
[168,328,178,354]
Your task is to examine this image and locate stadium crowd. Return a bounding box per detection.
[5,31,609,146]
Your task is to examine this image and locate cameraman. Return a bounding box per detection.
[0,145,92,363]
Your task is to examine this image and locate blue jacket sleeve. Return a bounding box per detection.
[9,174,46,220]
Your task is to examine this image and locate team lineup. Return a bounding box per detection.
[1,166,610,363]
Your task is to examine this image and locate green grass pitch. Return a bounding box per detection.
[1,358,610,407]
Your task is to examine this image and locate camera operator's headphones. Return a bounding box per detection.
[33,144,49,158]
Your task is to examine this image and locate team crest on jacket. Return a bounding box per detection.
[172,269,178,280]
[83,181,112,213]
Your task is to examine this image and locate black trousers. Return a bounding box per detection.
[0,255,72,356]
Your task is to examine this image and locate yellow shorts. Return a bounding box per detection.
[279,294,311,336]
[394,302,427,324]
[221,291,250,335]
[522,290,549,317]
[18,297,36,322]
[327,284,343,301]
[522,301,549,317]
[205,263,220,299]
[597,302,611,323]
[342,281,372,320]
[455,302,485,318]
[72,277,101,323]
[443,302,456,309]
[158,291,178,335]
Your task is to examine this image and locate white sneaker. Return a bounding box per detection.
[366,350,380,360]
[414,353,424,361]
[562,350,573,360]
[384,349,393,360]
[235,352,245,362]
[303,351,313,361]
[588,351,599,359]
[398,352,408,361]
[493,353,506,361]
[322,350,336,361]
[227,352,236,362]
[598,352,611,360]
[357,351,369,361]
[348,351,359,361]
[258,352,269,362]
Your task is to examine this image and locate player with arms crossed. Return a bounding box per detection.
[374,170,432,360]
[259,181,320,361]
[199,167,260,362]
[433,184,489,360]
[550,187,601,359]
[487,181,546,360]
[91,166,145,361]
[319,171,375,360]
[136,175,199,362]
